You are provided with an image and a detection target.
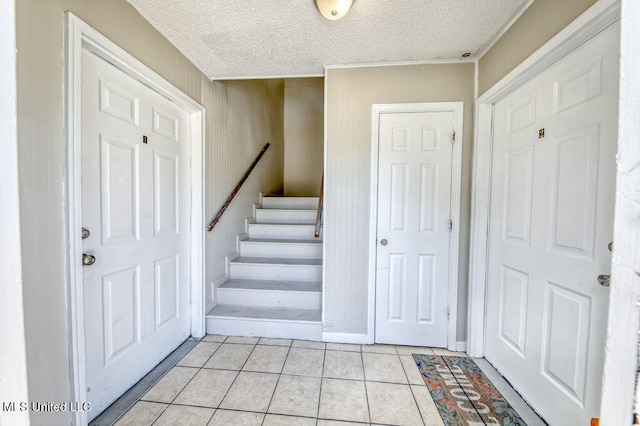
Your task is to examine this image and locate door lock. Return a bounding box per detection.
[82,254,96,266]
[380,239,388,246]
[82,228,90,239]
[597,274,610,287]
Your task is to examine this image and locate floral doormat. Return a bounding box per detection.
[413,354,527,425]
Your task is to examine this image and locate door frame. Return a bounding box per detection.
[64,13,205,425]
[368,102,463,350]
[466,0,620,357]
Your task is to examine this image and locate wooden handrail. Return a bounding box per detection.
[314,173,324,238]
[206,143,270,232]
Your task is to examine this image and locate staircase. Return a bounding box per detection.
[206,195,323,340]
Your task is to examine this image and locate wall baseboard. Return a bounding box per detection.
[207,274,229,313]
[322,332,372,345]
[456,341,468,353]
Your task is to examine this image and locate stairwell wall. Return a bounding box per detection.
[204,79,285,311]
[283,78,324,196]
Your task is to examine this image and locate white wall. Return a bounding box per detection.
[284,78,324,196]
[16,1,283,423]
[0,0,30,424]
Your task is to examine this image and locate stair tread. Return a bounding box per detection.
[249,222,316,227]
[220,279,321,292]
[257,208,316,212]
[232,257,322,266]
[263,196,319,199]
[207,305,321,322]
[242,238,322,245]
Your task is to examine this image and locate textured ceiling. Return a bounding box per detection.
[128,0,531,80]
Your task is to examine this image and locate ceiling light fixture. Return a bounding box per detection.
[315,0,354,20]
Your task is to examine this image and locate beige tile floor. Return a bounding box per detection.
[113,335,460,426]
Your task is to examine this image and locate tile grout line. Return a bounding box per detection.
[260,339,294,425]
[214,339,261,418]
[395,346,427,426]
[315,348,325,425]
[360,346,373,425]
[148,337,226,426]
[314,346,327,425]
[105,337,200,426]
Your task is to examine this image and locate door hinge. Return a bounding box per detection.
[452,131,456,144]
[449,219,453,232]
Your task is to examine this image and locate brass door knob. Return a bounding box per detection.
[597,274,610,287]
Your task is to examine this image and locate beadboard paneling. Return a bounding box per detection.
[283,78,324,196]
[324,64,474,338]
[478,0,598,95]
[203,78,284,309]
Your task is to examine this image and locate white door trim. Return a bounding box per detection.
[0,0,30,424]
[368,102,463,350]
[467,0,620,357]
[600,0,640,423]
[64,13,205,425]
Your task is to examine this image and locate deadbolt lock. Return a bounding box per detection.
[380,239,388,246]
[82,228,90,239]
[82,254,96,266]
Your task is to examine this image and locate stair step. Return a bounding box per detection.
[229,257,322,282]
[248,223,319,240]
[217,279,321,310]
[239,238,322,259]
[255,208,317,224]
[206,305,322,340]
[262,196,319,210]
[220,279,321,292]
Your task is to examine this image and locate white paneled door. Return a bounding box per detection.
[81,50,191,420]
[485,22,619,425]
[375,110,455,347]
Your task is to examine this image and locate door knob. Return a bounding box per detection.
[608,241,613,252]
[597,274,610,287]
[82,254,96,266]
[380,239,388,246]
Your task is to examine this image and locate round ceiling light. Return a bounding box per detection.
[315,0,354,20]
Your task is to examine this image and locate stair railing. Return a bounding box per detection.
[314,173,324,238]
[206,142,270,232]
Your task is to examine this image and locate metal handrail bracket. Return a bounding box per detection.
[314,173,324,239]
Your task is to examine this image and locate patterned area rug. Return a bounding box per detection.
[413,354,527,426]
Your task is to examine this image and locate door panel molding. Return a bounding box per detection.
[65,13,204,425]
[368,102,463,349]
[467,0,620,359]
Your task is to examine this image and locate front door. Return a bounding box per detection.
[375,109,457,347]
[81,49,191,420]
[484,22,619,425]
